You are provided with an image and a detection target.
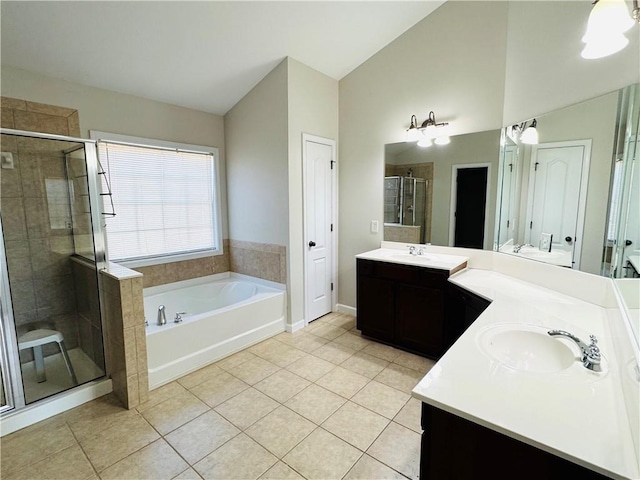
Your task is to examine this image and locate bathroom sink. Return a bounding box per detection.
[388,254,432,263]
[518,249,565,260]
[478,325,577,373]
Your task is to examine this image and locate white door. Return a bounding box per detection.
[303,135,335,323]
[498,146,519,246]
[525,140,591,268]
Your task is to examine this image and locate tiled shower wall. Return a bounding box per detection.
[1,97,82,362]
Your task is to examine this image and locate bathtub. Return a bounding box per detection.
[144,272,286,388]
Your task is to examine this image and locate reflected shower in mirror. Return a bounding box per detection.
[384,130,502,249]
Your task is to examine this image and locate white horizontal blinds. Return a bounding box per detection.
[98,141,216,261]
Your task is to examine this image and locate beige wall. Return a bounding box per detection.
[392,130,501,248]
[287,58,339,325]
[1,66,229,240]
[338,1,509,308]
[503,2,640,125]
[224,60,289,246]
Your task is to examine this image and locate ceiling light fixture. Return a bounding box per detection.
[581,0,639,59]
[511,119,539,145]
[406,111,450,146]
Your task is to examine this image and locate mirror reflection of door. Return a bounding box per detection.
[498,146,519,246]
[451,165,489,249]
[524,140,591,269]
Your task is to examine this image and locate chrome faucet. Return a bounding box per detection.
[174,312,186,323]
[157,305,167,326]
[513,244,524,253]
[407,245,424,256]
[548,330,602,372]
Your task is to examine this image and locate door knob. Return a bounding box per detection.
[565,236,573,243]
[309,241,316,247]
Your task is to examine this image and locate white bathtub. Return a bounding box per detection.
[144,272,286,388]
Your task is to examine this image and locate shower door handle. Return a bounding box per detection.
[308,241,316,248]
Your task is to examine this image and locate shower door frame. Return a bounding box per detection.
[0,128,108,414]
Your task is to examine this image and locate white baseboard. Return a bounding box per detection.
[0,378,112,436]
[336,304,356,316]
[286,318,306,333]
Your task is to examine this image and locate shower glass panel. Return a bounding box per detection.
[384,176,401,223]
[384,176,428,244]
[0,132,106,406]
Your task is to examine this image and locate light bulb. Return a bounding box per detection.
[520,125,539,145]
[434,136,450,146]
[583,0,635,43]
[581,32,629,58]
[406,127,420,143]
[417,137,432,148]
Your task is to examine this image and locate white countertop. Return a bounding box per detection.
[412,268,639,480]
[356,247,468,272]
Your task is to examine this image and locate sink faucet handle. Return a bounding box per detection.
[175,311,186,323]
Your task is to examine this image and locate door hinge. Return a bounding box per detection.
[331,282,334,291]
[534,162,539,171]
[509,163,513,172]
[330,223,333,232]
[507,220,510,228]
[330,160,335,170]
[530,221,533,229]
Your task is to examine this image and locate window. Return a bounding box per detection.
[92,132,222,265]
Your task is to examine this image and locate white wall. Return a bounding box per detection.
[393,130,501,248]
[287,58,339,325]
[224,60,289,246]
[503,1,640,125]
[338,1,509,308]
[1,66,230,238]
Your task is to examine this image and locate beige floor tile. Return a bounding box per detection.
[225,356,281,385]
[325,314,356,331]
[361,342,402,362]
[141,389,210,435]
[341,351,389,379]
[254,342,308,368]
[374,363,424,394]
[138,381,188,412]
[283,428,362,480]
[190,371,250,407]
[64,393,131,442]
[321,401,389,451]
[343,454,407,480]
[259,461,304,480]
[367,422,420,480]
[165,411,240,465]
[0,417,76,477]
[285,355,335,382]
[315,366,369,399]
[100,439,188,480]
[275,331,328,353]
[80,413,160,472]
[351,381,409,419]
[392,351,436,374]
[178,363,225,390]
[194,433,277,480]
[311,342,356,365]
[285,384,346,424]
[245,406,316,458]
[332,332,371,351]
[249,338,285,357]
[393,397,423,433]
[214,387,279,430]
[307,323,348,340]
[3,444,95,480]
[254,369,311,403]
[216,350,258,371]
[173,467,204,480]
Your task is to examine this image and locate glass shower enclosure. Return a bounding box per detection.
[384,175,428,244]
[0,129,107,412]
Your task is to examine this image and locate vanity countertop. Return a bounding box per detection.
[412,268,639,480]
[355,247,468,273]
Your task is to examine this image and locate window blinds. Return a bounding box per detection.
[98,141,217,262]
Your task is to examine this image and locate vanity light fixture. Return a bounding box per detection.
[405,111,450,146]
[581,0,639,59]
[510,119,539,145]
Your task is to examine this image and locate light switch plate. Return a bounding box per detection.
[1,152,14,169]
[371,220,379,233]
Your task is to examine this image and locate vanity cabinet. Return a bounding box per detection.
[356,258,449,357]
[445,282,491,345]
[420,403,609,480]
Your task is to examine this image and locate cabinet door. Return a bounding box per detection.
[357,275,395,342]
[395,283,444,356]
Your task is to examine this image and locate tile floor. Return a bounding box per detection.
[0,313,435,480]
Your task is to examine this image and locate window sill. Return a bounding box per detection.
[115,249,223,269]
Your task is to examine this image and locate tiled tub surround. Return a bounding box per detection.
[99,263,148,409]
[144,273,286,389]
[0,312,432,480]
[382,242,640,479]
[229,239,287,284]
[134,239,231,288]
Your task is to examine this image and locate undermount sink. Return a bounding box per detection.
[388,253,432,263]
[518,249,565,260]
[478,324,577,373]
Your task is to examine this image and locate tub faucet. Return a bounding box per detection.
[548,330,602,372]
[157,305,167,326]
[174,312,186,323]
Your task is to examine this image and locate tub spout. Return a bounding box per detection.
[157,305,167,326]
